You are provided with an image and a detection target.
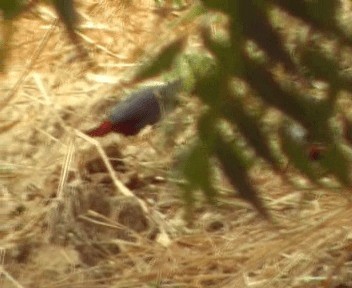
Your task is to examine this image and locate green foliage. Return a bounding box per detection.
[0,0,27,19]
[272,0,350,44]
[134,38,186,82]
[198,112,270,220]
[168,4,207,30]
[135,0,352,219]
[321,143,351,186]
[301,46,352,92]
[180,139,217,215]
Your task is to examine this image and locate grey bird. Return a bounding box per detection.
[85,80,182,137]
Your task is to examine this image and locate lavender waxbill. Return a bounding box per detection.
[86,80,182,137]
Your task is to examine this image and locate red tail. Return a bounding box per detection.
[86,120,113,137]
[307,144,326,161]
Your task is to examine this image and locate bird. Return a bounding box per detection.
[284,121,326,161]
[307,143,326,161]
[85,79,183,137]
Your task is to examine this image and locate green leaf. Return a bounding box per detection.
[305,0,338,26]
[238,0,295,72]
[183,53,216,87]
[0,0,26,19]
[191,61,224,111]
[201,28,242,76]
[221,93,282,171]
[51,0,78,29]
[215,134,270,220]
[243,56,304,122]
[301,47,339,85]
[169,4,207,29]
[302,47,352,93]
[193,67,282,171]
[198,114,270,220]
[134,38,186,82]
[172,53,215,93]
[272,0,352,46]
[242,56,333,132]
[299,97,333,143]
[200,0,235,14]
[181,141,217,203]
[320,143,351,187]
[272,0,336,31]
[196,111,218,156]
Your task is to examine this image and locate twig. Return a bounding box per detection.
[75,129,149,214]
[56,138,75,199]
[0,19,57,114]
[0,266,25,288]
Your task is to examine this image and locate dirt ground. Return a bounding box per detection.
[2,1,352,287]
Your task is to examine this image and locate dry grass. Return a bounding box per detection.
[1,1,352,287]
